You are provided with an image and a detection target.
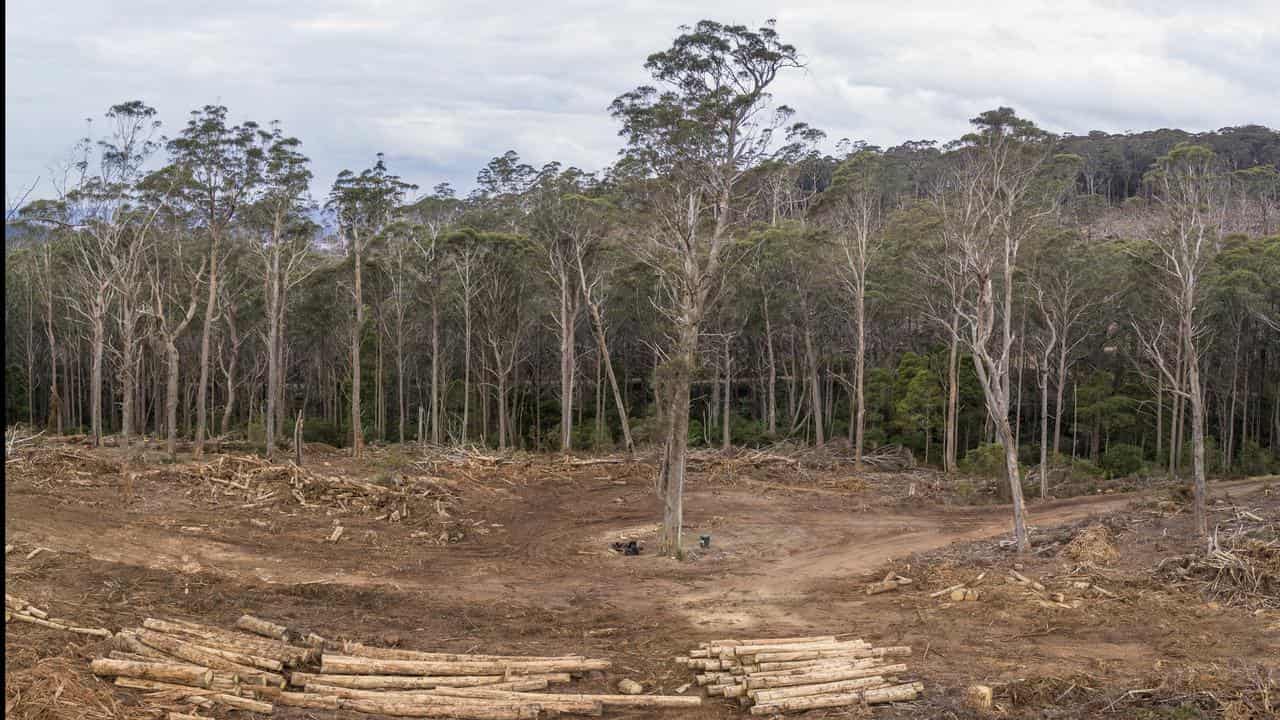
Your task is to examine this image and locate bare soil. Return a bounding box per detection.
[5,440,1278,719]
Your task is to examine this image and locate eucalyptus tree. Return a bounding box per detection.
[528,163,587,451]
[1133,144,1230,536]
[327,154,415,457]
[823,148,899,466]
[933,108,1067,551]
[166,105,264,456]
[148,216,206,458]
[611,19,805,555]
[45,101,167,446]
[569,174,636,451]
[245,124,314,458]
[404,184,462,445]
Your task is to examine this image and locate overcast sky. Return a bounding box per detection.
[6,0,1279,202]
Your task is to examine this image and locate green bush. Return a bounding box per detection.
[960,443,1008,479]
[283,418,343,447]
[1101,443,1144,478]
[1239,441,1278,475]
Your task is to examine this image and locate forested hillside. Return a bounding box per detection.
[6,23,1278,546]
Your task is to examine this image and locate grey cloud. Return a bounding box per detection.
[6,0,1278,202]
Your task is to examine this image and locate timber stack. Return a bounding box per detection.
[90,614,700,718]
[677,634,922,715]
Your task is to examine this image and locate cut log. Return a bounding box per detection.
[750,646,910,664]
[1009,570,1046,592]
[403,688,603,716]
[749,675,889,703]
[966,684,993,711]
[339,698,537,719]
[426,687,704,709]
[275,692,343,710]
[749,681,923,714]
[141,618,312,664]
[115,631,174,660]
[113,676,271,712]
[9,612,112,637]
[745,663,909,690]
[866,578,913,595]
[732,640,867,657]
[340,643,586,663]
[135,629,283,672]
[321,654,610,676]
[91,658,214,688]
[751,658,882,674]
[929,583,967,598]
[235,614,289,641]
[616,678,643,694]
[133,630,285,686]
[291,672,510,689]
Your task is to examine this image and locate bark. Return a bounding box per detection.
[90,659,214,688]
[944,312,960,474]
[803,319,823,447]
[722,340,732,450]
[764,296,777,437]
[320,655,609,676]
[90,314,105,446]
[351,232,364,457]
[853,283,866,467]
[430,298,442,444]
[194,235,220,457]
[658,321,697,557]
[558,279,577,451]
[1185,314,1208,536]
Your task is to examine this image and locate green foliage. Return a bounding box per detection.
[283,418,343,447]
[1238,441,1277,476]
[1101,443,1145,478]
[961,443,1008,479]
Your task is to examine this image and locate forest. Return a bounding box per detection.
[4,21,1279,553]
[5,19,1280,720]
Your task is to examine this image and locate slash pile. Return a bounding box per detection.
[90,614,701,718]
[677,635,922,715]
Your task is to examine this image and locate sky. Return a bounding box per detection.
[6,0,1279,203]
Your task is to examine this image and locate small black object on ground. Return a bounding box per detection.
[699,534,711,549]
[610,540,641,556]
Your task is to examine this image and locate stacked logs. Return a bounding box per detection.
[91,614,700,718]
[677,635,922,715]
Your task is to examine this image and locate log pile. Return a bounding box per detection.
[677,635,921,715]
[5,593,113,638]
[91,614,698,718]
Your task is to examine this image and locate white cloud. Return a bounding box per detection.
[5,0,1278,200]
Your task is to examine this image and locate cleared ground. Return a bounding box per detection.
[5,439,1277,718]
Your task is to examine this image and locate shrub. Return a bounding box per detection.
[283,418,343,447]
[961,443,1008,479]
[1101,443,1144,478]
[1239,441,1278,476]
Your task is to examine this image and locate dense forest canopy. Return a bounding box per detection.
[5,22,1279,553]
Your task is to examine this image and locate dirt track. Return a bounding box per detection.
[5,448,1277,718]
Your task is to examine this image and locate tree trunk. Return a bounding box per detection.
[351,238,364,457]
[1039,366,1050,499]
[165,341,181,458]
[559,280,576,452]
[764,297,777,437]
[1053,335,1068,457]
[804,321,823,447]
[1186,325,1207,536]
[430,298,442,445]
[658,321,696,558]
[945,313,960,474]
[90,314,105,446]
[194,237,220,458]
[853,285,866,468]
[722,341,732,450]
[462,292,471,445]
[265,260,279,459]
